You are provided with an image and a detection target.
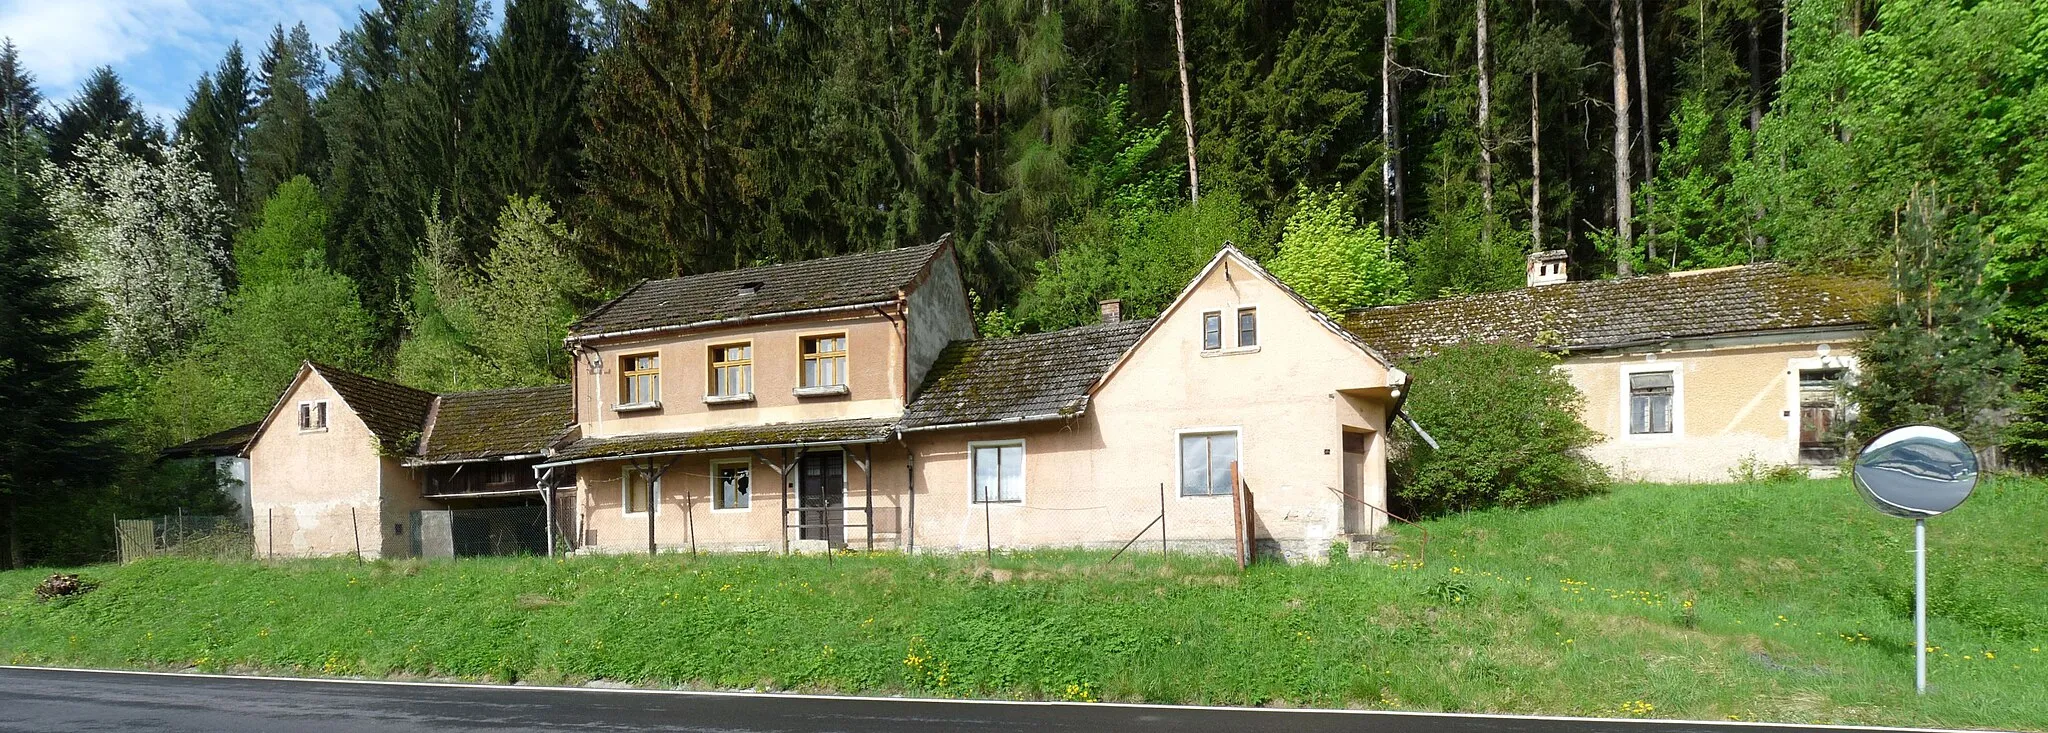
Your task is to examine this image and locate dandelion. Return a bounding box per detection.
[1985,651,1996,660]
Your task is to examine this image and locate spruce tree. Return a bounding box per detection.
[0,39,45,147]
[463,0,587,253]
[247,24,327,208]
[389,0,486,250]
[0,135,116,569]
[322,1,412,340]
[49,67,161,166]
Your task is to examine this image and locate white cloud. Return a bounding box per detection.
[0,0,359,120]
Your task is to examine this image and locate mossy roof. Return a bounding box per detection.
[1341,263,1886,358]
[311,363,438,453]
[901,319,1154,429]
[568,241,948,338]
[544,417,898,465]
[412,384,574,465]
[160,421,261,459]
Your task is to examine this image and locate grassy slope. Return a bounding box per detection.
[1,477,2043,730]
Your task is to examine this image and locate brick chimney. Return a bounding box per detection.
[1526,250,1568,287]
[1098,299,1123,324]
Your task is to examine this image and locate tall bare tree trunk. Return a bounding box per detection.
[1382,0,1405,237]
[1476,0,1494,244]
[1171,0,1200,202]
[1635,0,1655,261]
[1610,0,1635,276]
[1530,69,1542,252]
[973,3,984,190]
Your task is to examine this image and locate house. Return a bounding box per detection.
[1343,251,1886,483]
[239,363,571,558]
[529,237,1409,560]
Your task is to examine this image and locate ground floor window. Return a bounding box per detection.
[713,461,751,509]
[971,441,1024,503]
[1628,371,1676,435]
[1179,430,1239,496]
[622,467,657,515]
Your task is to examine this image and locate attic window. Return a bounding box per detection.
[736,281,765,296]
[297,401,328,431]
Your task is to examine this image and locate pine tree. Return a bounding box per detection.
[0,134,115,569]
[49,67,160,167]
[463,0,588,249]
[389,0,486,250]
[322,1,414,340]
[0,39,46,150]
[247,24,327,209]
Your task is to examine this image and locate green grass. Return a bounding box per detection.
[3,477,2044,730]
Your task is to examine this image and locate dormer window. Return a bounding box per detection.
[736,281,765,296]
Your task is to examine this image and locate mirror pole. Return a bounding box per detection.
[1915,517,1927,695]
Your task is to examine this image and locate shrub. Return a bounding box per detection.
[1391,343,1607,515]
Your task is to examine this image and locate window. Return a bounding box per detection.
[713,461,751,510]
[1179,431,1239,496]
[1201,311,1223,350]
[297,401,328,431]
[971,441,1024,503]
[621,354,660,405]
[801,334,848,388]
[1629,371,1675,435]
[623,468,658,515]
[1236,307,1258,347]
[710,343,753,397]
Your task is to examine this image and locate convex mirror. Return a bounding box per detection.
[1851,425,1978,519]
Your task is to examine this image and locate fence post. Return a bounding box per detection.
[266,507,274,560]
[1158,482,1168,561]
[982,488,993,567]
[350,507,363,562]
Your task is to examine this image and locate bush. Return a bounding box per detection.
[1391,343,1607,515]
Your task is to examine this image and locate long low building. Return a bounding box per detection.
[1343,251,1886,483]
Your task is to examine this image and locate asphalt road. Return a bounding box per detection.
[0,666,1951,733]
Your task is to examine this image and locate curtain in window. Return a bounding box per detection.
[972,444,1023,502]
[1629,372,1674,434]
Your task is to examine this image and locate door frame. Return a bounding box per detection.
[796,449,847,546]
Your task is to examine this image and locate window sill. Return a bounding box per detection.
[972,499,1024,506]
[793,384,850,398]
[1200,346,1261,358]
[613,401,662,414]
[711,506,752,513]
[298,427,329,434]
[703,393,755,405]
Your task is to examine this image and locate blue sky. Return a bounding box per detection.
[0,1,374,124]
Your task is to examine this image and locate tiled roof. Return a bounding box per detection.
[412,385,573,465]
[311,363,438,454]
[1341,263,1885,358]
[160,422,260,459]
[568,241,948,338]
[543,417,898,465]
[901,319,1154,429]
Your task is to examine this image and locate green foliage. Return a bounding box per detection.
[1639,91,1754,271]
[246,24,326,210]
[48,67,161,167]
[1847,195,2019,448]
[1401,202,1524,299]
[0,134,117,568]
[397,197,590,391]
[462,0,587,235]
[1014,191,1257,332]
[235,176,328,288]
[1267,188,1408,313]
[1392,343,1606,515]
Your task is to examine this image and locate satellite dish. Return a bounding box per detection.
[1852,425,1979,518]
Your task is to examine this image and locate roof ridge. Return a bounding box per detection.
[439,383,573,398]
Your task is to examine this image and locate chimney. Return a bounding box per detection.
[1098,299,1123,324]
[1526,250,1568,287]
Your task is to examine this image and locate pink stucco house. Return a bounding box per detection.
[236,238,1410,561]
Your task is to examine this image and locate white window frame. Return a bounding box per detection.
[967,439,1026,505]
[297,400,329,432]
[621,466,661,517]
[1175,426,1243,497]
[710,459,753,512]
[1618,362,1683,441]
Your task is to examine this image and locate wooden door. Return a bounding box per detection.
[798,451,846,546]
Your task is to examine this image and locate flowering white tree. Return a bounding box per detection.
[39,136,230,360]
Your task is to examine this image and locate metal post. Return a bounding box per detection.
[905,450,917,555]
[983,487,993,566]
[266,507,274,559]
[1159,482,1168,560]
[350,507,362,562]
[1915,517,1927,694]
[865,444,875,552]
[646,463,657,557]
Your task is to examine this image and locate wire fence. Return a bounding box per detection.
[116,514,251,563]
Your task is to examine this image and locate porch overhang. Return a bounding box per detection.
[533,417,898,469]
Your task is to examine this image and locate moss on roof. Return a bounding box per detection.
[901,319,1153,429]
[547,417,898,464]
[412,384,573,465]
[569,241,948,337]
[160,422,260,460]
[310,363,438,454]
[1342,263,1886,358]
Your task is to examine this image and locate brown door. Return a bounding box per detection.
[798,451,846,546]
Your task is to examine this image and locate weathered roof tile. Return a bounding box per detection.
[569,242,947,338]
[160,421,260,460]
[413,385,573,465]
[545,417,898,465]
[312,363,438,454]
[901,319,1153,429]
[1342,264,1885,358]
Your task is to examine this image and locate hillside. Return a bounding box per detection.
[3,477,2043,730]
